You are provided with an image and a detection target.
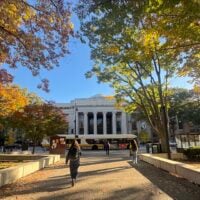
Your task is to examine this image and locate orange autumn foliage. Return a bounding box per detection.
[0,0,73,91]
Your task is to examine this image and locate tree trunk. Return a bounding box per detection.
[32,143,36,154]
[160,136,169,153]
[160,136,166,152]
[161,106,171,159]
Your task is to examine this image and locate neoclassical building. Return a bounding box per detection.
[56,95,152,139]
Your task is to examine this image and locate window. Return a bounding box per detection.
[78,113,84,135]
[88,112,94,134]
[106,112,112,134]
[97,112,103,134]
[116,112,121,134]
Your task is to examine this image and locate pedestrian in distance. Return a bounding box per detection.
[105,141,110,155]
[130,139,138,164]
[65,139,81,187]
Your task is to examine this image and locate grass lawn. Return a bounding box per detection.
[0,162,19,169]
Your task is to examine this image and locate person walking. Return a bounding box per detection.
[105,141,110,155]
[66,139,81,187]
[130,139,138,164]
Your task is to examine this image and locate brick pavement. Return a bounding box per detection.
[0,151,199,200]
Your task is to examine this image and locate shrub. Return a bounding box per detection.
[183,146,200,161]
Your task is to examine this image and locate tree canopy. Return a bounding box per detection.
[10,103,68,154]
[0,0,73,90]
[0,84,28,118]
[76,0,200,152]
[169,88,200,126]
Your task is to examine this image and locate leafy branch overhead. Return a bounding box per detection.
[0,0,74,91]
[77,0,199,82]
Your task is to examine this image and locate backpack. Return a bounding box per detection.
[130,141,138,151]
[68,147,79,160]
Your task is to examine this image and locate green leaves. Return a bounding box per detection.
[76,0,199,151]
[169,88,200,125]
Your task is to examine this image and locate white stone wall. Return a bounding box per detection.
[0,155,60,187]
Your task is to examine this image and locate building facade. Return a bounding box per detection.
[56,95,152,140]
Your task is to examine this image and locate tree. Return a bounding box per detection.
[0,84,28,118]
[169,88,200,127]
[0,83,29,149]
[0,0,73,90]
[77,0,200,81]
[11,103,67,154]
[144,1,200,85]
[25,90,43,105]
[76,1,199,156]
[4,129,15,145]
[139,130,150,143]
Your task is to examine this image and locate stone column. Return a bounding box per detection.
[75,112,79,135]
[112,112,116,134]
[103,112,107,135]
[121,112,127,134]
[128,114,132,134]
[84,112,88,135]
[93,112,97,135]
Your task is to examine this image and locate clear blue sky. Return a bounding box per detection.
[8,7,193,103]
[8,13,114,103]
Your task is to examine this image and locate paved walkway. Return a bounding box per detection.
[0,151,200,200]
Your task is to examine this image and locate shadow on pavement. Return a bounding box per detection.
[43,163,66,171]
[79,165,131,178]
[80,157,129,167]
[0,175,70,199]
[128,161,200,200]
[0,165,130,199]
[37,186,152,200]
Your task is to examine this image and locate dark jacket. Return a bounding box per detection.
[66,147,80,164]
[130,140,138,152]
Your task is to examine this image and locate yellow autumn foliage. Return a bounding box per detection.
[0,0,35,63]
[0,1,35,31]
[178,67,190,77]
[141,29,160,54]
[193,84,200,94]
[0,84,28,117]
[104,45,120,55]
[0,0,73,89]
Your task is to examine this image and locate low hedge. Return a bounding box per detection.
[183,146,200,161]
